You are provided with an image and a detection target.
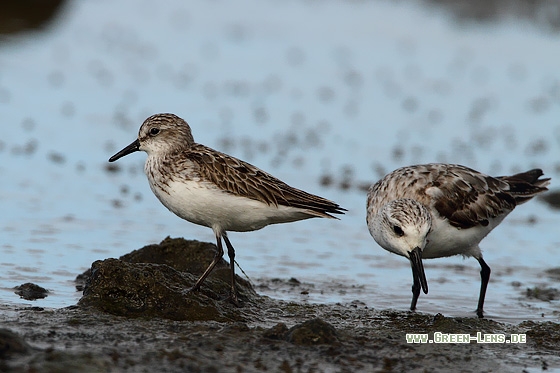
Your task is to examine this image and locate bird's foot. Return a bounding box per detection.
[186,284,202,294]
[224,291,240,307]
[187,284,240,307]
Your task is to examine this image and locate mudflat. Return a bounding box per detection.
[1,238,558,372]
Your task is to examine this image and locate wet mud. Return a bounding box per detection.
[0,0,67,35]
[1,237,560,372]
[424,0,560,32]
[540,189,560,210]
[13,283,49,301]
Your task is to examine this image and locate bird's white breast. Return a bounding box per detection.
[422,212,509,259]
[149,178,313,233]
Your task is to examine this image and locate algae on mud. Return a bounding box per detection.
[78,237,259,322]
[13,283,49,301]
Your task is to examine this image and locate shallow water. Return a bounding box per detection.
[0,0,559,323]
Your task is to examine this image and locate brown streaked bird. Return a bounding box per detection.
[366,163,550,318]
[109,113,346,304]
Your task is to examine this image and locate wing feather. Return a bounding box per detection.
[185,144,345,217]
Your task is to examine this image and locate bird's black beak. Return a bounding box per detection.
[108,139,140,162]
[409,246,428,294]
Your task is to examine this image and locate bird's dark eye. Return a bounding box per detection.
[393,226,404,237]
[149,127,160,136]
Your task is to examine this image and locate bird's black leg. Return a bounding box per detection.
[222,233,239,306]
[189,232,224,292]
[410,261,421,311]
[476,257,491,318]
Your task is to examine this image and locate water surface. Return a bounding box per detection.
[0,0,559,323]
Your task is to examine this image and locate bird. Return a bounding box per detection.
[108,113,346,305]
[366,163,550,318]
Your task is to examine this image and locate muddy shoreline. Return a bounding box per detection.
[1,238,559,372]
